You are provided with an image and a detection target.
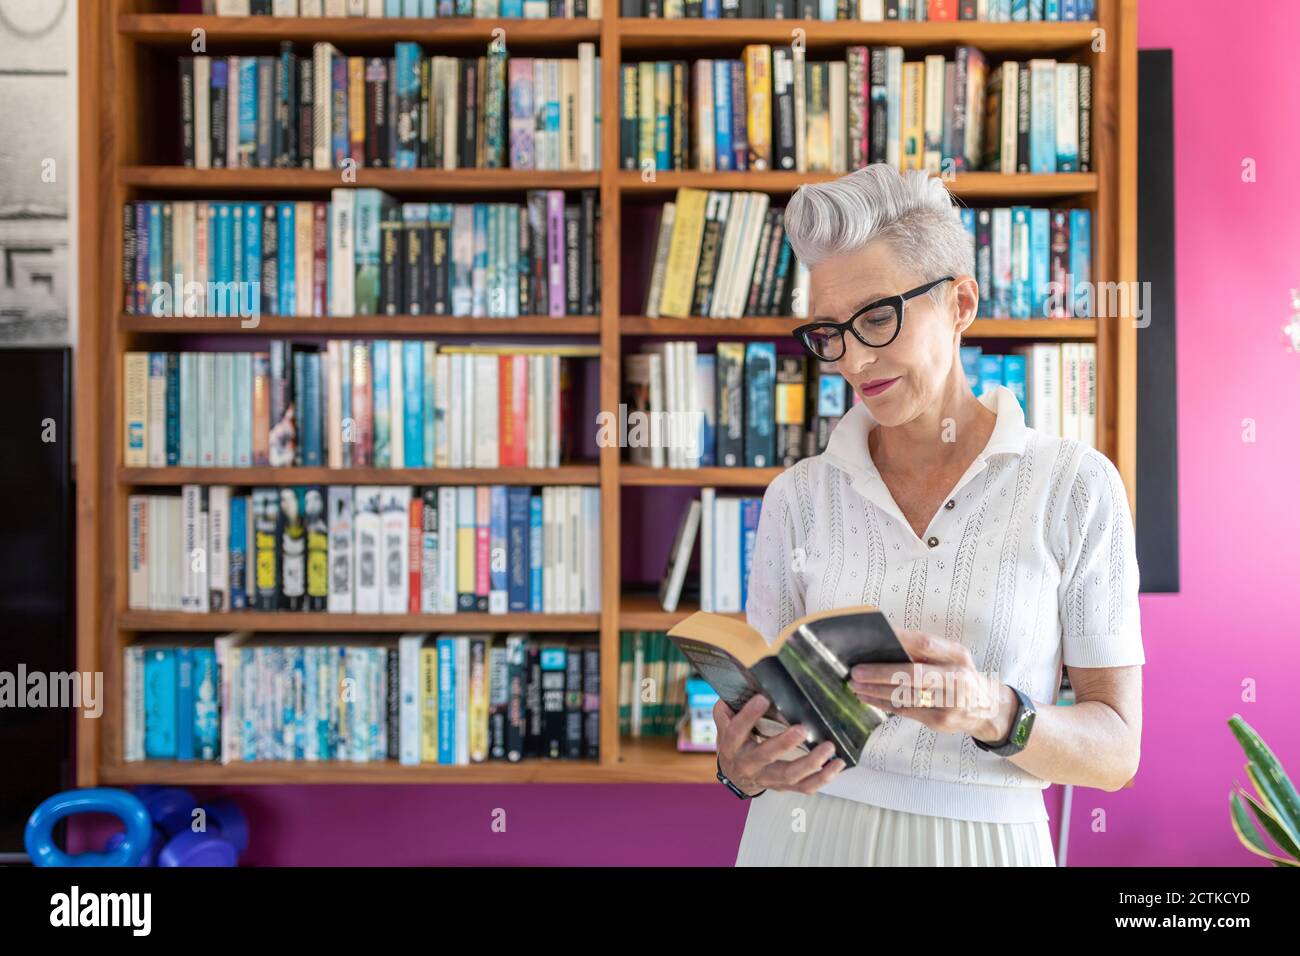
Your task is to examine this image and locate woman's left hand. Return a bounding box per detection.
[848,629,1015,742]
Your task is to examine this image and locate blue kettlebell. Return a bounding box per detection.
[26,788,153,867]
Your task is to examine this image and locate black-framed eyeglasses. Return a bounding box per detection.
[792,276,954,361]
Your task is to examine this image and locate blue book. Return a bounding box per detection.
[485,204,498,316]
[372,339,390,467]
[192,648,219,761]
[242,203,261,310]
[1062,0,1077,20]
[147,203,163,309]
[456,0,472,19]
[472,203,489,316]
[819,0,835,19]
[978,354,1005,398]
[436,638,456,764]
[960,346,983,392]
[1011,0,1028,19]
[1046,0,1059,21]
[354,190,385,315]
[385,0,402,14]
[960,207,976,244]
[1029,208,1051,318]
[744,342,777,467]
[402,340,423,466]
[394,43,423,169]
[1002,354,1028,413]
[697,353,716,467]
[1011,206,1032,319]
[703,0,720,14]
[340,346,353,466]
[165,353,180,465]
[230,494,248,610]
[1030,0,1045,18]
[506,487,530,612]
[239,57,258,162]
[489,485,508,612]
[144,648,177,759]
[1069,208,1092,317]
[215,202,234,289]
[500,0,522,13]
[277,202,295,317]
[421,342,434,468]
[331,54,349,168]
[739,498,761,609]
[176,648,195,760]
[421,0,438,15]
[713,60,733,171]
[240,647,257,762]
[402,0,420,14]
[1078,0,1094,18]
[303,351,322,466]
[1029,63,1056,173]
[529,494,543,612]
[292,648,307,760]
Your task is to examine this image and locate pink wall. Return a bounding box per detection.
[75,0,1300,866]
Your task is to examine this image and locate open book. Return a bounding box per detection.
[667,606,911,768]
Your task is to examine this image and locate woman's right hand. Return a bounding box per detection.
[714,694,847,796]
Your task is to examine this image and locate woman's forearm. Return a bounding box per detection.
[1001,696,1140,791]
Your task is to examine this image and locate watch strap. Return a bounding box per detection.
[717,757,764,800]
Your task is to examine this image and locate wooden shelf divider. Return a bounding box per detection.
[77,0,1137,787]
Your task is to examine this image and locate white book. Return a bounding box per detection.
[714,496,742,613]
[658,499,701,613]
[461,351,475,465]
[683,341,700,468]
[353,486,383,612]
[643,344,675,468]
[433,353,451,467]
[829,60,847,174]
[548,353,561,469]
[541,487,556,613]
[329,189,355,316]
[578,43,596,171]
[327,486,354,612]
[214,352,234,466]
[437,487,457,613]
[346,0,367,14]
[700,487,715,612]
[526,353,543,467]
[388,340,404,469]
[1061,342,1081,442]
[859,0,884,18]
[216,1,251,17]
[999,61,1019,173]
[233,353,252,467]
[300,0,325,14]
[128,496,149,610]
[1056,62,1080,171]
[398,634,425,766]
[731,193,770,318]
[324,0,348,14]
[312,44,338,169]
[992,207,1012,318]
[227,56,241,168]
[646,351,666,468]
[208,485,230,611]
[708,194,746,319]
[923,54,946,173]
[885,47,903,170]
[181,485,206,612]
[473,353,499,468]
[584,488,601,612]
[367,0,384,15]
[455,637,470,765]
[194,58,211,170]
[566,485,581,614]
[448,353,465,467]
[792,43,806,173]
[197,352,215,466]
[695,61,715,172]
[146,497,162,610]
[380,486,411,613]
[1079,343,1097,449]
[442,58,460,170]
[123,646,144,762]
[1014,343,1061,437]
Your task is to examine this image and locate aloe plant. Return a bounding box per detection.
[1228,714,1300,866]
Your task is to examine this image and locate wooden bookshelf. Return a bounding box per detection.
[77,1,1138,786]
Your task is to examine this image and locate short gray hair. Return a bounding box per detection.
[783,165,974,293]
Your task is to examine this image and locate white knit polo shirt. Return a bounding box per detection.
[744,385,1145,824]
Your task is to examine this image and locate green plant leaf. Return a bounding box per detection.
[1229,790,1296,865]
[1228,715,1300,846]
[1237,782,1300,863]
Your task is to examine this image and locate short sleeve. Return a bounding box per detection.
[1056,448,1145,668]
[745,469,807,645]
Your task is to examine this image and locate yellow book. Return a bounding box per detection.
[457,526,475,608]
[805,63,830,173]
[123,352,148,467]
[658,188,709,318]
[348,57,365,166]
[744,45,773,171]
[420,645,439,764]
[638,61,656,172]
[901,61,924,172]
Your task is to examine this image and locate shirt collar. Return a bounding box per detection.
[821,385,1030,482]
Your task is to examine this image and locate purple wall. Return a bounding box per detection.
[70,0,1300,866]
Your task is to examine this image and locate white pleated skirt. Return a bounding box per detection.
[735,788,1057,867]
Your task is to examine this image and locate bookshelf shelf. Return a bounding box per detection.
[621,316,1095,338]
[620,465,785,486]
[119,314,602,335]
[118,14,603,46]
[616,170,1098,198]
[78,0,1137,787]
[619,594,743,630]
[119,166,601,192]
[616,18,1100,54]
[119,466,600,486]
[119,610,600,632]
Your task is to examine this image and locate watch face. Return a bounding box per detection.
[1011,708,1035,749]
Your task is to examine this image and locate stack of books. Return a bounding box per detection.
[959,206,1092,318]
[210,0,603,17]
[621,1,1094,19]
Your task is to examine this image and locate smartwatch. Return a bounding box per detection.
[973,685,1036,757]
[717,756,765,800]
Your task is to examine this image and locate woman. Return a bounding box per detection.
[716,164,1144,866]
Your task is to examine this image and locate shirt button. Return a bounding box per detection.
[927,536,939,548]
[944,499,955,510]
